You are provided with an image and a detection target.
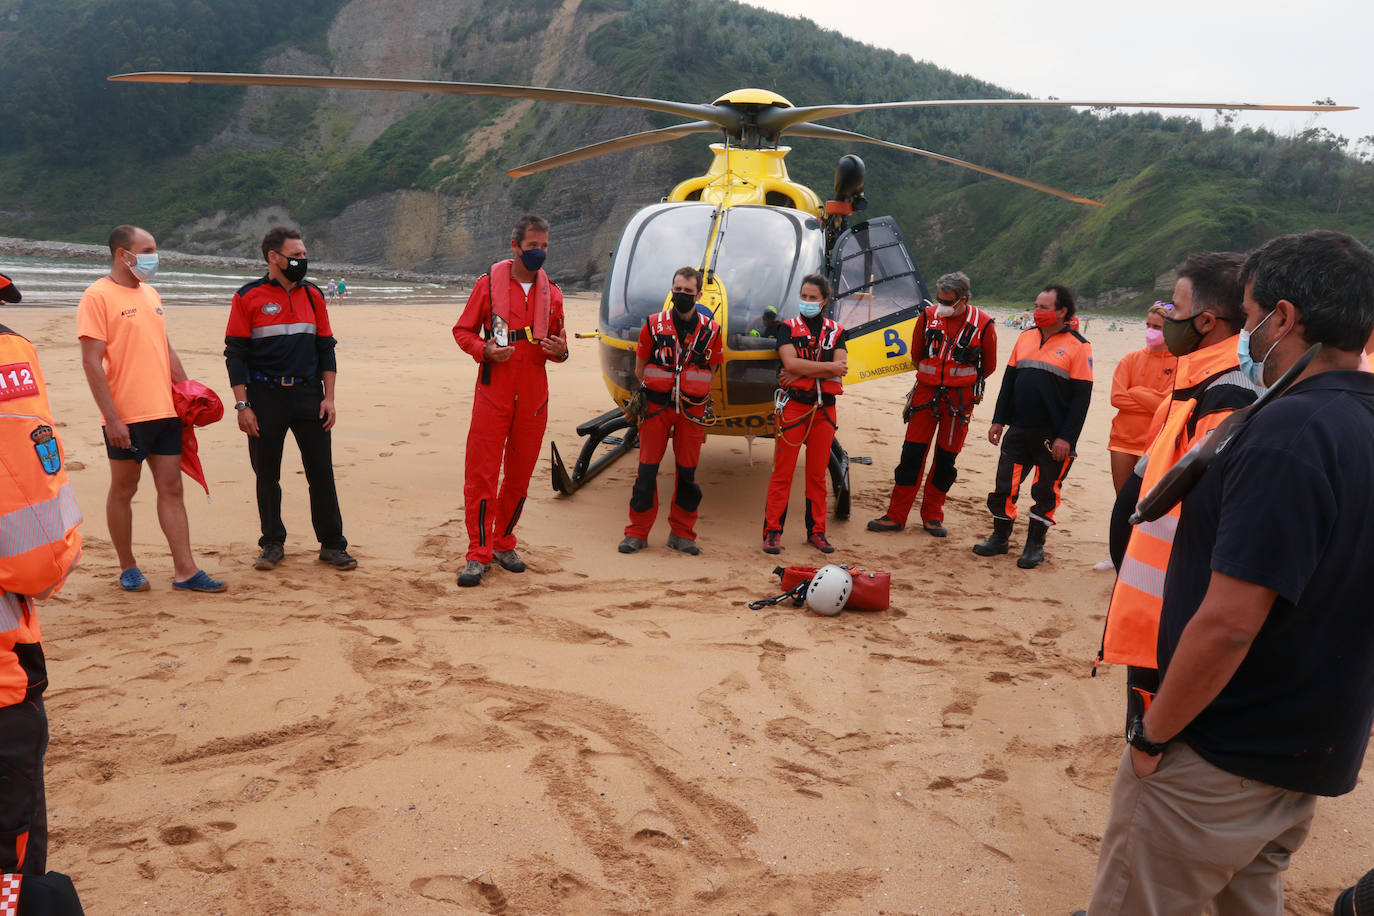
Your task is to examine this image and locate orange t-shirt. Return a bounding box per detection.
[1108,346,1177,454]
[77,277,175,425]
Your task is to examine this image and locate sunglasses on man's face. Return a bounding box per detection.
[937,296,962,306]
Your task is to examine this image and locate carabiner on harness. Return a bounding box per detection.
[748,581,810,610]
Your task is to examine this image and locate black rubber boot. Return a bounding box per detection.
[1017,518,1049,569]
[972,517,1013,556]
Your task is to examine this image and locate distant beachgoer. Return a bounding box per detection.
[451,214,569,587]
[336,277,347,298]
[224,226,356,573]
[77,225,225,593]
[326,278,338,300]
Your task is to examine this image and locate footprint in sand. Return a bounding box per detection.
[412,875,509,913]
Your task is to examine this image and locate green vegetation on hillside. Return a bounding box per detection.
[1,0,1371,304]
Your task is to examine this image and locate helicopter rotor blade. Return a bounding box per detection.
[762,98,1357,133]
[785,121,1104,206]
[507,121,721,177]
[108,71,732,128]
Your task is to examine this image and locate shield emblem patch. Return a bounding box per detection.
[30,424,60,474]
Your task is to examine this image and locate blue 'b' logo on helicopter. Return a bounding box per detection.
[30,424,60,474]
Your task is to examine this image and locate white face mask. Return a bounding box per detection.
[934,304,957,319]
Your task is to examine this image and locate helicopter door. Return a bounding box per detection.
[828,216,930,385]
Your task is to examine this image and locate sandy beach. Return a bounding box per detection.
[10,291,1371,915]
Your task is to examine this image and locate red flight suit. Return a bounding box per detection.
[764,315,846,538]
[625,310,722,541]
[884,303,997,526]
[453,260,566,563]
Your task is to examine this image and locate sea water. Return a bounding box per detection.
[0,254,461,308]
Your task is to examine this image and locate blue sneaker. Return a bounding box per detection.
[172,570,228,593]
[119,567,150,592]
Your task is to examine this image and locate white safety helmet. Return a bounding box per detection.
[805,564,852,616]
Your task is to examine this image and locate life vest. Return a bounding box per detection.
[1099,337,1260,669]
[1,325,83,707]
[641,310,719,402]
[916,303,992,388]
[489,258,551,340]
[782,315,845,397]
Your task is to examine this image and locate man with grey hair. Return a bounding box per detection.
[869,271,997,537]
[1085,230,1374,913]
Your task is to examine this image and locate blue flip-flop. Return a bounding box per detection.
[119,567,150,592]
[172,570,228,593]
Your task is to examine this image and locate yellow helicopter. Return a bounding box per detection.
[108,70,1351,511]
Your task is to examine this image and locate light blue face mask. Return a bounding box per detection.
[1237,309,1276,386]
[798,300,822,318]
[128,252,159,281]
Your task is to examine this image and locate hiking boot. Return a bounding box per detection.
[972,518,1013,557]
[253,543,285,570]
[318,547,358,570]
[807,531,836,554]
[1017,519,1049,569]
[457,560,489,587]
[922,520,948,538]
[618,536,648,554]
[493,549,526,572]
[762,530,783,555]
[866,515,904,533]
[666,533,700,555]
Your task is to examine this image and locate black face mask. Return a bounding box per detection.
[1161,312,1204,357]
[280,255,308,285]
[670,291,697,315]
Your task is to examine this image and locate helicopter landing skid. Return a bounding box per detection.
[551,407,639,495]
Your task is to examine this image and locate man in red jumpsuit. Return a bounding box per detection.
[868,271,997,537]
[452,215,568,587]
[619,267,722,556]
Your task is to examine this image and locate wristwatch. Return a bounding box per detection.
[1126,714,1167,756]
[234,400,251,411]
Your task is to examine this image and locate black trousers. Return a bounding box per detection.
[247,380,346,550]
[986,425,1074,525]
[0,694,48,875]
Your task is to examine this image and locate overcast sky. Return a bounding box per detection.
[743,0,1373,150]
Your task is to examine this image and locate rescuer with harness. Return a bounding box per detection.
[2,272,87,909]
[619,267,723,555]
[762,274,848,555]
[452,214,569,587]
[868,271,997,538]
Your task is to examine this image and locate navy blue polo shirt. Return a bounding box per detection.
[1158,370,1374,796]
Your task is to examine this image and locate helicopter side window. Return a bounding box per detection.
[601,203,716,336]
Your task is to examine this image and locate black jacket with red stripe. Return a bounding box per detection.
[224,276,337,386]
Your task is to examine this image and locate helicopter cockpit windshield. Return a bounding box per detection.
[706,206,825,341]
[601,202,826,345]
[829,216,927,337]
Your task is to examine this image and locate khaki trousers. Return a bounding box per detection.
[1089,742,1316,915]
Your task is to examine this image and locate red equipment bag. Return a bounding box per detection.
[774,565,891,612]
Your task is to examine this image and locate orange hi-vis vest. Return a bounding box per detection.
[1,325,83,707]
[782,315,845,397]
[915,303,992,388]
[489,258,552,340]
[641,310,719,400]
[1099,337,1260,669]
